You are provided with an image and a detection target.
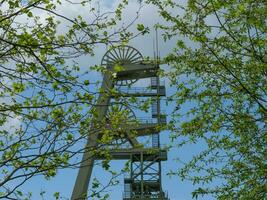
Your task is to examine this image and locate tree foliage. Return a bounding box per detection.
[147,0,266,199]
[0,0,141,199]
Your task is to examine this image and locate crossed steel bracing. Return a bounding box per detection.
[71,46,169,200]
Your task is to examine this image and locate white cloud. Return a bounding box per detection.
[0,77,22,136]
[0,114,22,135]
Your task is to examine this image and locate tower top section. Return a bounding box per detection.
[101,45,159,86]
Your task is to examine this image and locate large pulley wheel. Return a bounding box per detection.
[106,103,136,146]
[101,45,143,86]
[106,102,136,123]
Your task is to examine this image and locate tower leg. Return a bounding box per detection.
[71,135,97,200]
[71,74,113,200]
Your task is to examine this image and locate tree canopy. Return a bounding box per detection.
[0,0,143,199]
[147,0,266,199]
[1,0,266,199]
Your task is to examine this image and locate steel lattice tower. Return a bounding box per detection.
[71,46,169,200]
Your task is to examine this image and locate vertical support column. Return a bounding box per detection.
[140,152,144,198]
[151,74,164,197]
[156,76,163,195]
[71,73,113,200]
[130,154,133,198]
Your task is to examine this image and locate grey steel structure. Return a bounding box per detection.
[71,46,169,200]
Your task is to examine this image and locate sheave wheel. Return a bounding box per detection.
[101,45,143,86]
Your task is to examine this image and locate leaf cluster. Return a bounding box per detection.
[147,0,267,199]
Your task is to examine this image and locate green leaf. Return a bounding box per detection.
[53,192,60,200]
[84,80,89,85]
[27,12,33,18]
[137,24,145,31]
[114,64,124,72]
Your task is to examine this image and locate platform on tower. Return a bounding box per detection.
[95,148,167,161]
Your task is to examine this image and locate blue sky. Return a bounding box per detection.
[9,1,216,200]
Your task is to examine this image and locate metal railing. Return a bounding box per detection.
[151,77,165,87]
[117,86,165,95]
[137,117,166,124]
[123,192,170,200]
[152,133,159,148]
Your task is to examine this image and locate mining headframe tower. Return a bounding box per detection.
[71,45,169,200]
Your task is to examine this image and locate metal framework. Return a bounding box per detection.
[71,45,169,200]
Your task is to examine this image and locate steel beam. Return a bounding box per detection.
[114,63,158,80]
